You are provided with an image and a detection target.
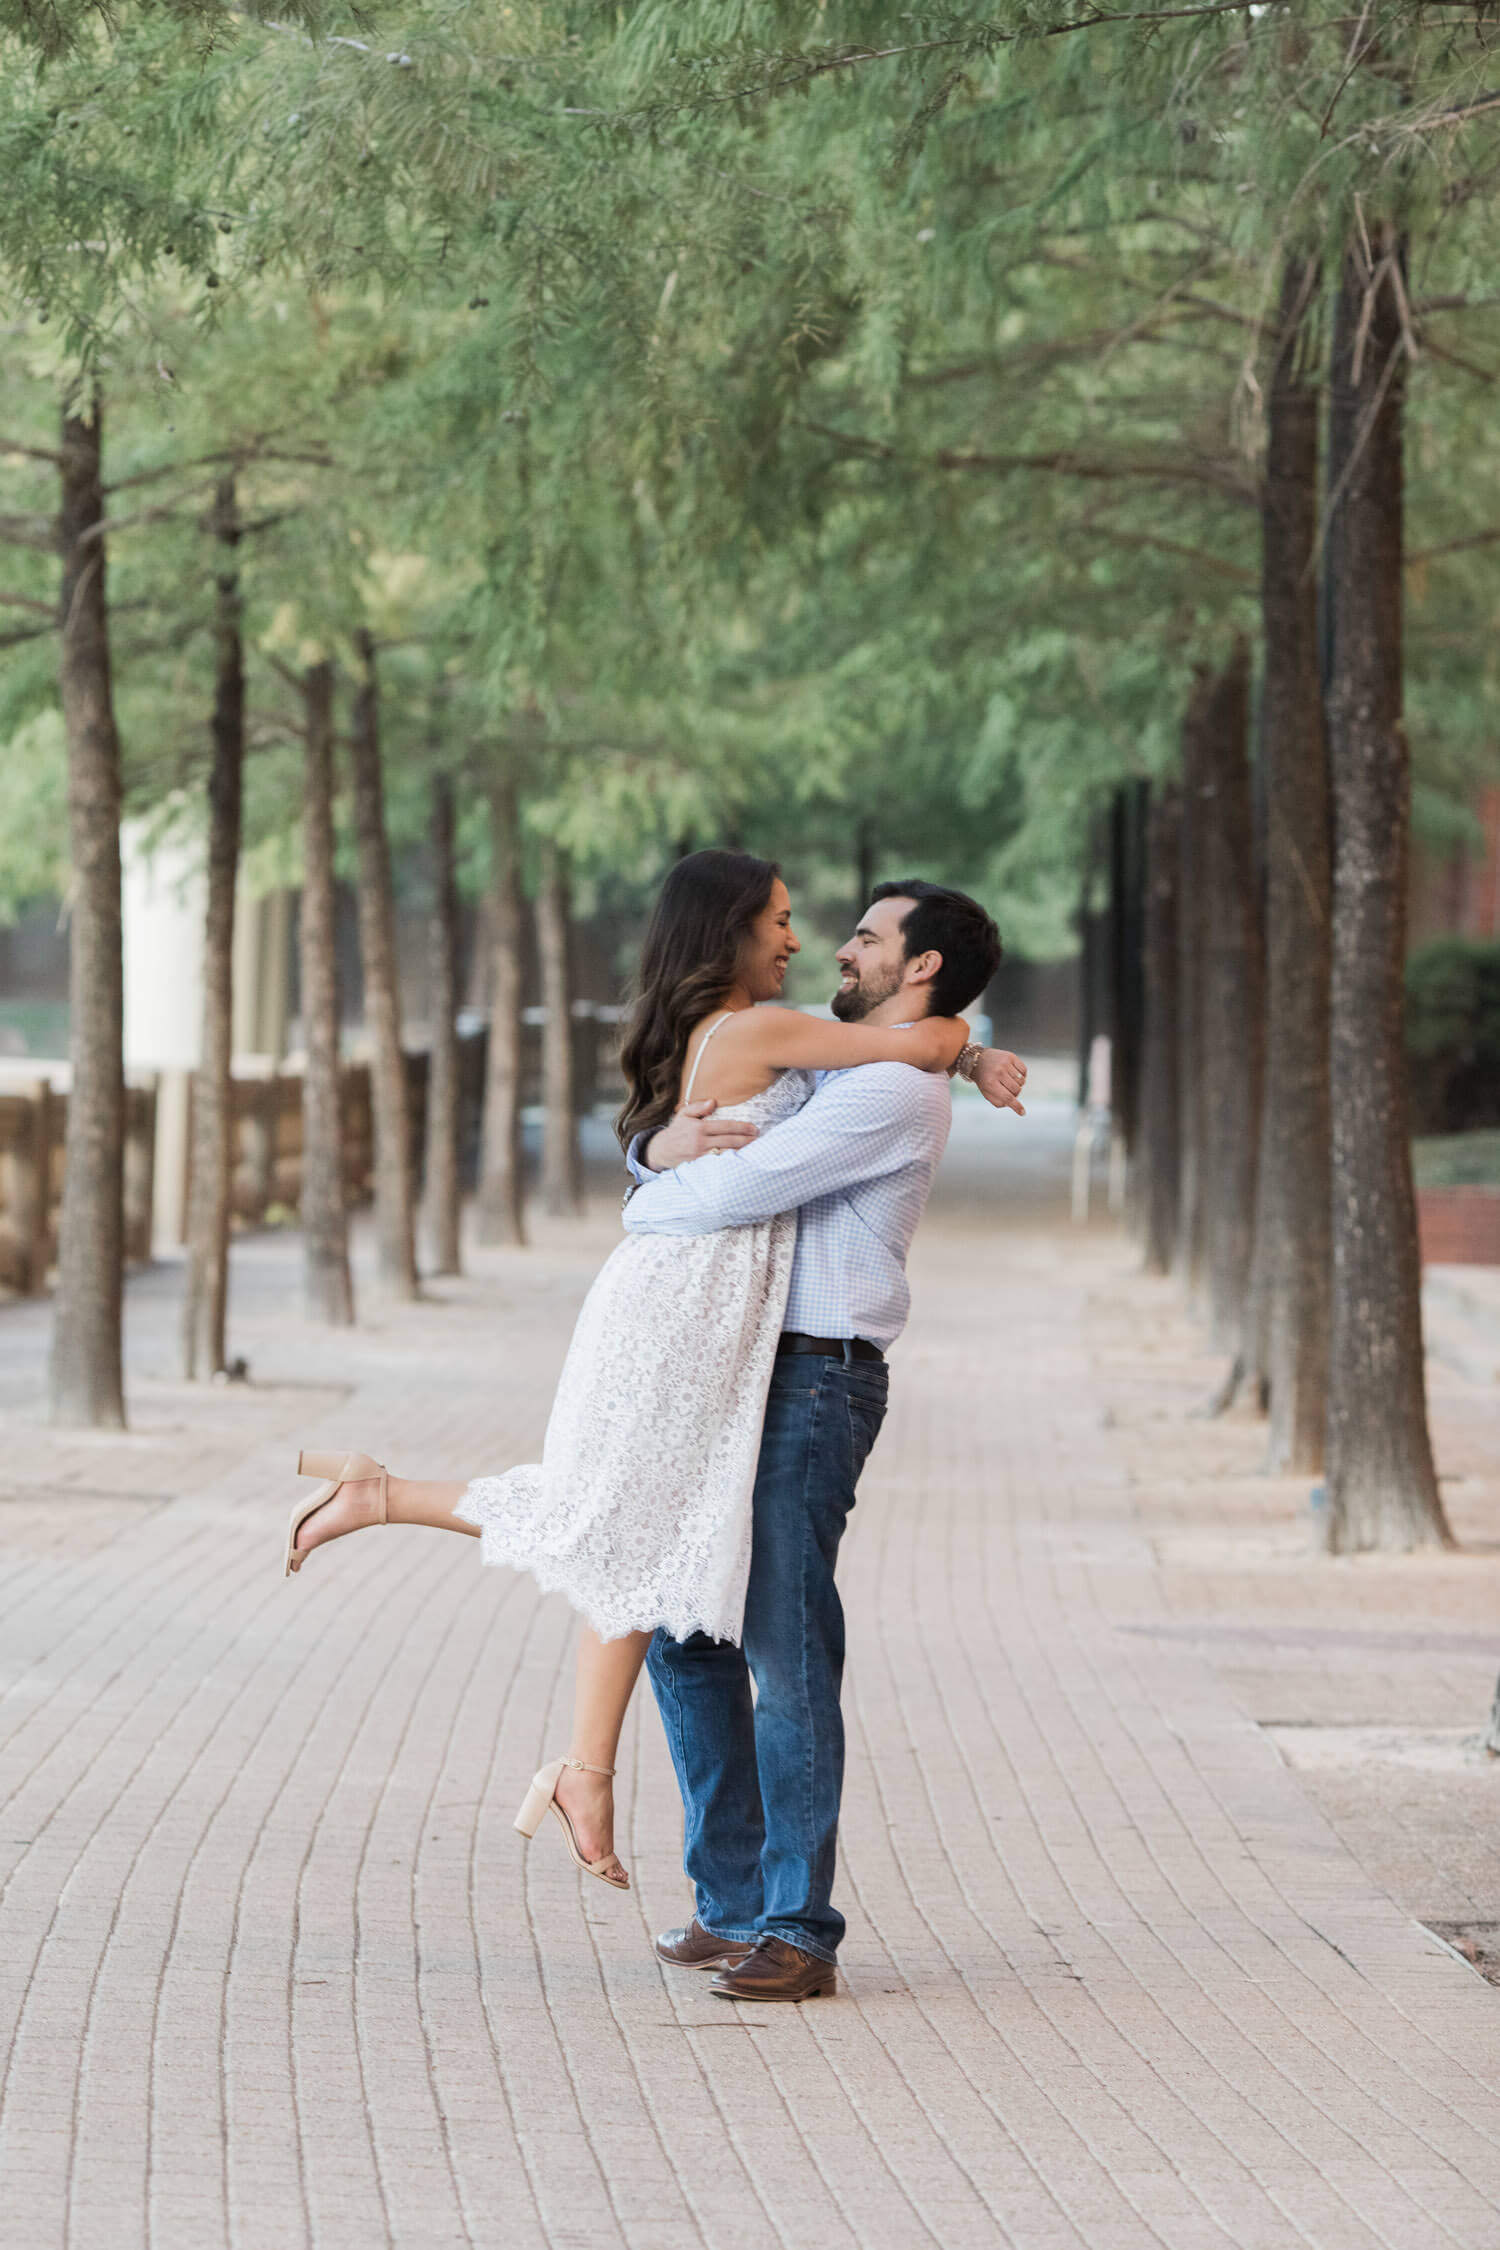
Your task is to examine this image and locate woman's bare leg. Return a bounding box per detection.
[291,1469,646,1879]
[554,1626,652,1881]
[387,1477,480,1531]
[292,1471,478,1562]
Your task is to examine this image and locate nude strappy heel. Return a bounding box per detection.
[284,1449,387,1577]
[514,1757,629,1888]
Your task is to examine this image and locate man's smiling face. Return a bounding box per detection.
[830,896,921,1022]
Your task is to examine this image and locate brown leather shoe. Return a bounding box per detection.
[654,1917,756,1971]
[709,1935,835,2002]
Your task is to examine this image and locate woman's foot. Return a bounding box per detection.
[290,1473,385,1566]
[287,1449,391,1575]
[554,1763,628,1888]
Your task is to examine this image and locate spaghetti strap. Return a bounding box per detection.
[683,1011,736,1105]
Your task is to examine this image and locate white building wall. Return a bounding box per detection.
[122,821,205,1074]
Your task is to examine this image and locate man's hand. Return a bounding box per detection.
[972,1048,1028,1117]
[643,1097,760,1172]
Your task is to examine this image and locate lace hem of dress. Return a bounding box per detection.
[454,1480,744,1647]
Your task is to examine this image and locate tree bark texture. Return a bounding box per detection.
[349,630,419,1297]
[476,776,526,1246]
[48,399,126,1428]
[299,662,354,1326]
[1196,638,1262,1355]
[1322,231,1449,1551]
[1173,672,1212,1295]
[1254,257,1333,1472]
[422,772,462,1275]
[538,841,584,1218]
[1138,783,1181,1276]
[182,476,244,1379]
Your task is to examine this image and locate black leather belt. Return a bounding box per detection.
[777,1331,884,1363]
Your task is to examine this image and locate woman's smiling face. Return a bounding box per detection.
[738,877,802,1001]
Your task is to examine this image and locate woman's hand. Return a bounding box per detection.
[643,1099,759,1171]
[910,1016,970,1073]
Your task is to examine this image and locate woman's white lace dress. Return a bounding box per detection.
[456,1055,813,1645]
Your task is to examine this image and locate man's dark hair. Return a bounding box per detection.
[870,880,1003,1016]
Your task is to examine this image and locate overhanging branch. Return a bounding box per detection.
[0,436,64,468]
[76,481,220,546]
[623,4,1262,119]
[800,419,1258,506]
[0,514,58,551]
[1066,522,1255,582]
[105,442,333,497]
[1409,525,1500,564]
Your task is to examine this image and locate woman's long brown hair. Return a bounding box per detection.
[616,849,780,1153]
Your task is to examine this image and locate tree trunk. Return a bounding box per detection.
[182,475,244,1379]
[348,629,419,1297]
[855,817,877,921]
[1322,230,1450,1550]
[48,397,126,1428]
[1254,256,1334,1472]
[1138,783,1181,1276]
[1076,812,1108,1110]
[300,661,354,1326]
[538,839,583,1218]
[1196,639,1262,1353]
[1108,781,1149,1167]
[422,772,462,1275]
[475,775,526,1245]
[1173,671,1212,1295]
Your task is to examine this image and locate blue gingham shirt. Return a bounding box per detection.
[623,1064,952,1350]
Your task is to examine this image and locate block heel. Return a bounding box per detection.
[284,1449,387,1577]
[512,1757,629,1888]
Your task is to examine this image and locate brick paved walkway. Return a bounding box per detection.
[2,1101,1499,2250]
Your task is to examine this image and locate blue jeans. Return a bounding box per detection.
[646,1352,889,1964]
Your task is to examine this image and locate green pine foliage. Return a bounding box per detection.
[1,0,1497,966]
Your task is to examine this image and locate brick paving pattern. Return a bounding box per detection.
[2,1101,1499,2250]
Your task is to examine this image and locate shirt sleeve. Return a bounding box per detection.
[623,1132,655,1186]
[621,1066,940,1237]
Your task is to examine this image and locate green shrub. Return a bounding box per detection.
[1405,938,1500,1133]
[1412,1130,1500,1188]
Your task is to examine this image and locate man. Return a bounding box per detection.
[622,881,1026,2001]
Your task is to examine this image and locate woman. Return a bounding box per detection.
[283,851,967,1888]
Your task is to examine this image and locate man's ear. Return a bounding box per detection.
[903,947,943,993]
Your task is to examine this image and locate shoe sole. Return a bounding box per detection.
[709,1981,835,2002]
[654,1946,755,1971]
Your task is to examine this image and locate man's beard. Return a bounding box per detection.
[830,959,905,1022]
